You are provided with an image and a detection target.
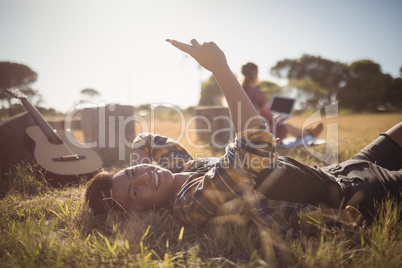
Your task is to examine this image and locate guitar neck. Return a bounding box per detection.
[21,98,63,145]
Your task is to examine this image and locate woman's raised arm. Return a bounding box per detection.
[167,39,265,134]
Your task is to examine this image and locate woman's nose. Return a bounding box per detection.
[133,172,150,186]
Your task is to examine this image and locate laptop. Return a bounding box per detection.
[268,95,296,122]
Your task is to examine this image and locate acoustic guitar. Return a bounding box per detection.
[6,88,103,186]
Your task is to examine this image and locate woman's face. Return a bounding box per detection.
[111,164,175,212]
[251,70,258,81]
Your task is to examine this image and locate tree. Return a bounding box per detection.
[287,79,328,109]
[80,88,101,103]
[198,75,223,106]
[388,77,402,109]
[0,62,37,89]
[258,80,283,101]
[339,60,393,111]
[198,75,284,107]
[0,62,38,115]
[270,55,349,108]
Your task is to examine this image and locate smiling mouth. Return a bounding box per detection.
[153,170,159,190]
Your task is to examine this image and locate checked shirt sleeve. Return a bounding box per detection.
[174,125,280,226]
[132,133,193,173]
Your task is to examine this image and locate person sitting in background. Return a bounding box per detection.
[240,62,323,141]
[85,39,401,237]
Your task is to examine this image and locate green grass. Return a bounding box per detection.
[1,165,401,267]
[1,113,402,267]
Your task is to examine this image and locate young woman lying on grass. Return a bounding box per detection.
[85,39,402,236]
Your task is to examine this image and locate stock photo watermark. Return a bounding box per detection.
[62,101,339,164]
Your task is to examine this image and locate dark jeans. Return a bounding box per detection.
[323,134,402,219]
[256,134,402,219]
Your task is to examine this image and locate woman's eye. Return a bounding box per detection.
[131,168,135,176]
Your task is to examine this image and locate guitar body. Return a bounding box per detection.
[25,125,103,186]
[5,87,104,187]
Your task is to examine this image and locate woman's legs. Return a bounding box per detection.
[385,121,402,148]
[283,124,304,138]
[257,122,402,213]
[336,122,402,218]
[352,122,402,171]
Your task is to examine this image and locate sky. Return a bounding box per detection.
[1,0,401,113]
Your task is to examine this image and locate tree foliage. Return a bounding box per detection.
[389,77,402,109]
[0,62,37,89]
[288,79,328,109]
[198,75,223,106]
[81,88,100,98]
[339,60,394,111]
[197,57,401,112]
[271,55,401,111]
[271,55,349,106]
[80,88,101,103]
[258,81,283,101]
[198,74,283,107]
[0,62,39,114]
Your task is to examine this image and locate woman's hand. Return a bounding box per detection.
[166,39,229,75]
[167,38,264,134]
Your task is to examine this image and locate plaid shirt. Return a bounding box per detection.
[133,126,362,235]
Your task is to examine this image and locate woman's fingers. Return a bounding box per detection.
[190,39,200,46]
[167,38,227,73]
[166,39,193,54]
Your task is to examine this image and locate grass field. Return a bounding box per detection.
[1,112,401,267]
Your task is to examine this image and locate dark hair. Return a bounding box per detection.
[85,172,123,216]
[241,62,258,89]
